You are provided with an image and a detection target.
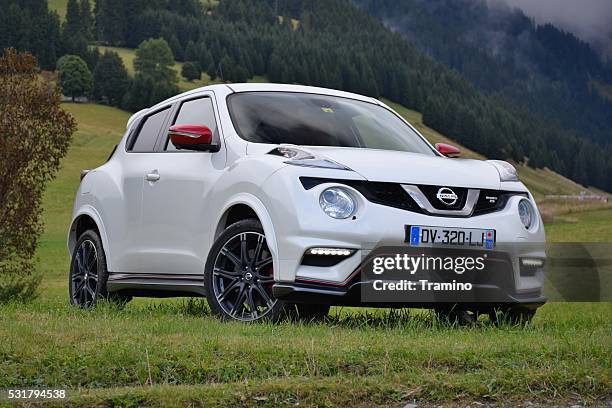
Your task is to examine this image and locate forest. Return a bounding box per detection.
[354,0,612,148]
[1,0,610,192]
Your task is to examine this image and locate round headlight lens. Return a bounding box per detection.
[518,199,534,229]
[319,187,356,219]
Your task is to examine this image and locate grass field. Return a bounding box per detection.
[47,0,68,20]
[0,104,610,407]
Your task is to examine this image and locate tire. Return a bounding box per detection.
[204,219,289,322]
[433,304,480,326]
[489,305,536,325]
[69,229,131,308]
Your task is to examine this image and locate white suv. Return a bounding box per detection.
[68,83,546,323]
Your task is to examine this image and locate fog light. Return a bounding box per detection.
[307,247,354,256]
[521,258,544,267]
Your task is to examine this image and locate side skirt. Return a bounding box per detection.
[107,272,206,298]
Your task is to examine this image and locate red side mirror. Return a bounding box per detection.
[435,143,461,158]
[169,124,217,151]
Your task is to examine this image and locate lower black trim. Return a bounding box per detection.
[107,272,206,297]
[272,281,547,308]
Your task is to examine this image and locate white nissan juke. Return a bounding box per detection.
[68,83,546,323]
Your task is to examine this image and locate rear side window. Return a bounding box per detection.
[165,97,217,151]
[130,107,170,152]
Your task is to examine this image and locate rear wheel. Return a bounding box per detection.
[205,219,288,322]
[433,305,479,325]
[69,229,131,308]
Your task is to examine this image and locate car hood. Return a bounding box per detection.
[305,147,501,189]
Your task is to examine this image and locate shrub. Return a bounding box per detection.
[0,48,76,302]
[181,61,201,81]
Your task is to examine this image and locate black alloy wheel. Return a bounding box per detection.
[206,220,283,321]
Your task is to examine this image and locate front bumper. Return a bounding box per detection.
[273,248,547,308]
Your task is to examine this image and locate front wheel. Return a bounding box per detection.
[488,306,536,325]
[205,219,288,322]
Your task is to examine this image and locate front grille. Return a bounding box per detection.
[299,177,525,217]
[417,185,468,210]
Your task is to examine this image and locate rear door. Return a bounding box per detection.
[139,94,226,275]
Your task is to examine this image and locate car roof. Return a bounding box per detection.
[225,83,378,103]
[127,83,380,129]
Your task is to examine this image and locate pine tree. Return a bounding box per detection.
[181,61,201,81]
[93,51,130,106]
[63,0,82,39]
[80,0,93,40]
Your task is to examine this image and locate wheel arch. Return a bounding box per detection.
[67,206,111,269]
[213,194,279,267]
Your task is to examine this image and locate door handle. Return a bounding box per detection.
[145,171,160,182]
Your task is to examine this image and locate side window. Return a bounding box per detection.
[165,97,218,151]
[130,107,170,152]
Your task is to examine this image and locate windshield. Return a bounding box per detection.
[227,92,435,155]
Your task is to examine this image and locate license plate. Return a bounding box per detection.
[405,225,496,249]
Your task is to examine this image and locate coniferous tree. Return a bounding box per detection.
[93,51,130,106]
[181,61,201,81]
[61,0,89,59]
[63,0,82,39]
[80,0,94,41]
[0,0,61,70]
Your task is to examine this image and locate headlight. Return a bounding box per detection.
[488,160,519,182]
[518,199,534,229]
[319,187,356,219]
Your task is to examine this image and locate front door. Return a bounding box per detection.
[139,95,225,275]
